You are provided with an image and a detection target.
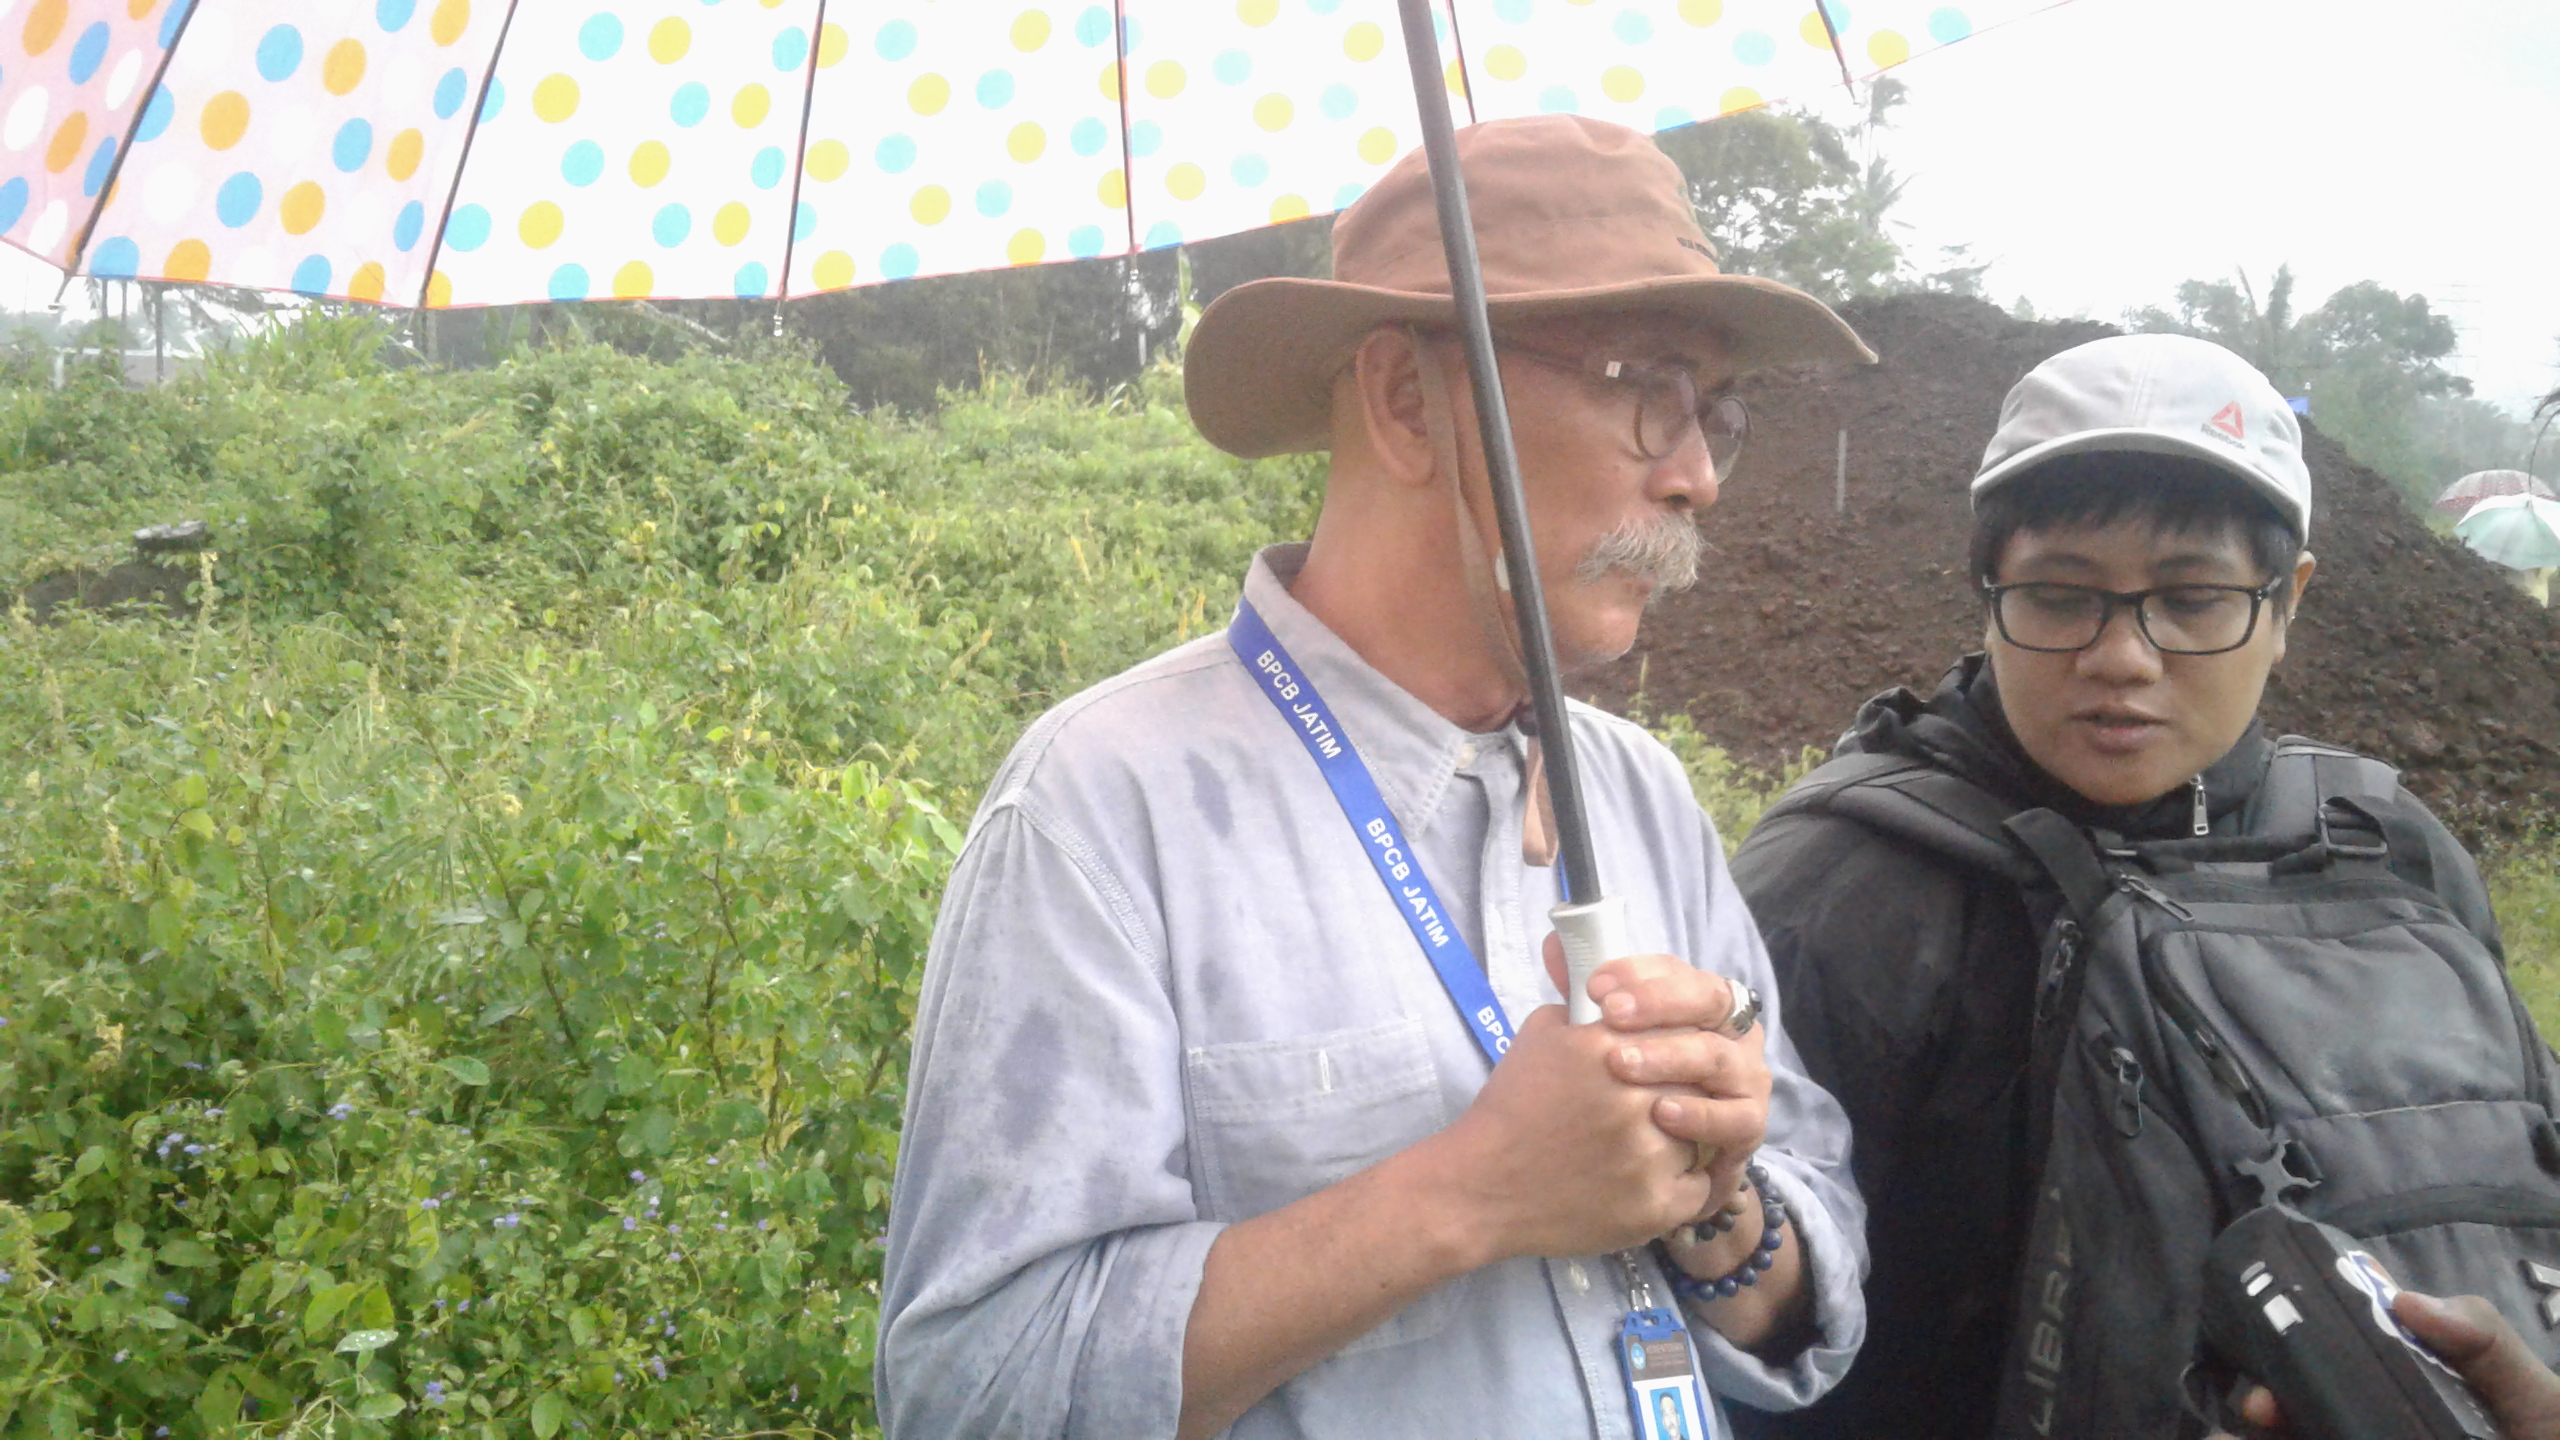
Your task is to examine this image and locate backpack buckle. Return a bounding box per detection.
[2233,1138,2323,1208]
[2314,796,2389,860]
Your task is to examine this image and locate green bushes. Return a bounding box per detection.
[0,325,1319,1439]
[0,583,970,1437]
[2491,835,2560,1039]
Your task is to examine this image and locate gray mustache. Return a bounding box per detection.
[1576,512,1703,593]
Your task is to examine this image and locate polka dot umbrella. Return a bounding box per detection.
[0,0,2063,308]
[2435,469,2556,517]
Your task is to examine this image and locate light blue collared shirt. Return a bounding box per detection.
[879,545,1867,1439]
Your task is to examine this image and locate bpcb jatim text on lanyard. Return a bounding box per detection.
[1228,599,1720,1440]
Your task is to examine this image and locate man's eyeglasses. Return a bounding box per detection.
[1500,345,1748,470]
[1980,579,2285,656]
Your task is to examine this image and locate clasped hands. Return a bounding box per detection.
[1430,936,1770,1268]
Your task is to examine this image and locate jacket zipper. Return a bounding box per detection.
[2190,774,2210,837]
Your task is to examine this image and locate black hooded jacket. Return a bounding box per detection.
[1728,655,2500,1440]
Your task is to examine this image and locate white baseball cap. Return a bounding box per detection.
[1971,333,2312,542]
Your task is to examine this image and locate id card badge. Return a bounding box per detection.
[1618,1305,1713,1440]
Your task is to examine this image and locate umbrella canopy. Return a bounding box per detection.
[2455,494,2560,572]
[2435,468,2555,516]
[0,0,2062,308]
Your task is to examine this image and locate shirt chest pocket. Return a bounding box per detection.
[1184,1017,1458,1354]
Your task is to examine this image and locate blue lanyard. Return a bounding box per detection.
[1228,599,1516,1068]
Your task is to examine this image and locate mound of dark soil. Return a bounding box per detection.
[1576,293,2560,837]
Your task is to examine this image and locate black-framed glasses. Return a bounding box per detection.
[1500,345,1748,469]
[1980,579,2284,656]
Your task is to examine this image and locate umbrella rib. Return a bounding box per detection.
[1111,0,1136,257]
[415,0,529,310]
[62,0,206,283]
[1811,0,1858,90]
[1441,1,1478,127]
[774,0,830,305]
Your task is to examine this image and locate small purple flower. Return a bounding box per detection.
[158,1429,170,1437]
[758,1219,771,1232]
[705,1155,720,1166]
[668,1250,682,1261]
[622,1216,636,1231]
[183,1144,202,1155]
[419,1197,440,1210]
[113,1349,128,1363]
[180,1061,203,1071]
[203,1108,221,1119]
[629,1170,645,1183]
[164,1292,188,1307]
[715,1224,727,1233]
[423,1380,446,1407]
[0,1270,14,1284]
[327,1102,353,1120]
[649,1356,667,1381]
[663,1322,676,1337]
[86,1245,101,1255]
[458,1299,471,1312]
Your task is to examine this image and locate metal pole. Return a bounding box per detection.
[1391,0,1601,905]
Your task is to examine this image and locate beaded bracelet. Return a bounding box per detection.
[1655,1162,1788,1305]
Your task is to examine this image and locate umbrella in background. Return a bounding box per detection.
[2435,468,2556,517]
[2454,494,2560,572]
[0,0,2067,308]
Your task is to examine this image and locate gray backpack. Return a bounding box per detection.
[1775,739,2560,1438]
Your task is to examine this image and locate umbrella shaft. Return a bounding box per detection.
[1392,0,1604,905]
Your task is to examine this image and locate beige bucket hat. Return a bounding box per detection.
[1183,113,1875,459]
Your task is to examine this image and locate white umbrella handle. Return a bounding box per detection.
[1552,897,1631,1026]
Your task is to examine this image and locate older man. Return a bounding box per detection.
[878,115,1874,1440]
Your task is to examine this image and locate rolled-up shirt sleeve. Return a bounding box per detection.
[878,800,1218,1440]
[1684,822,1870,1412]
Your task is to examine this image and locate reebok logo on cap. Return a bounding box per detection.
[1969,334,2313,542]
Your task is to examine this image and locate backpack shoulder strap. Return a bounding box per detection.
[2245,736,2402,840]
[1766,751,2045,886]
[2249,735,2445,899]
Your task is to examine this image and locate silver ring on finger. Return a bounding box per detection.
[1717,981,1761,1040]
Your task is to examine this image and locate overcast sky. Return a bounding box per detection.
[1860,0,2560,414]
